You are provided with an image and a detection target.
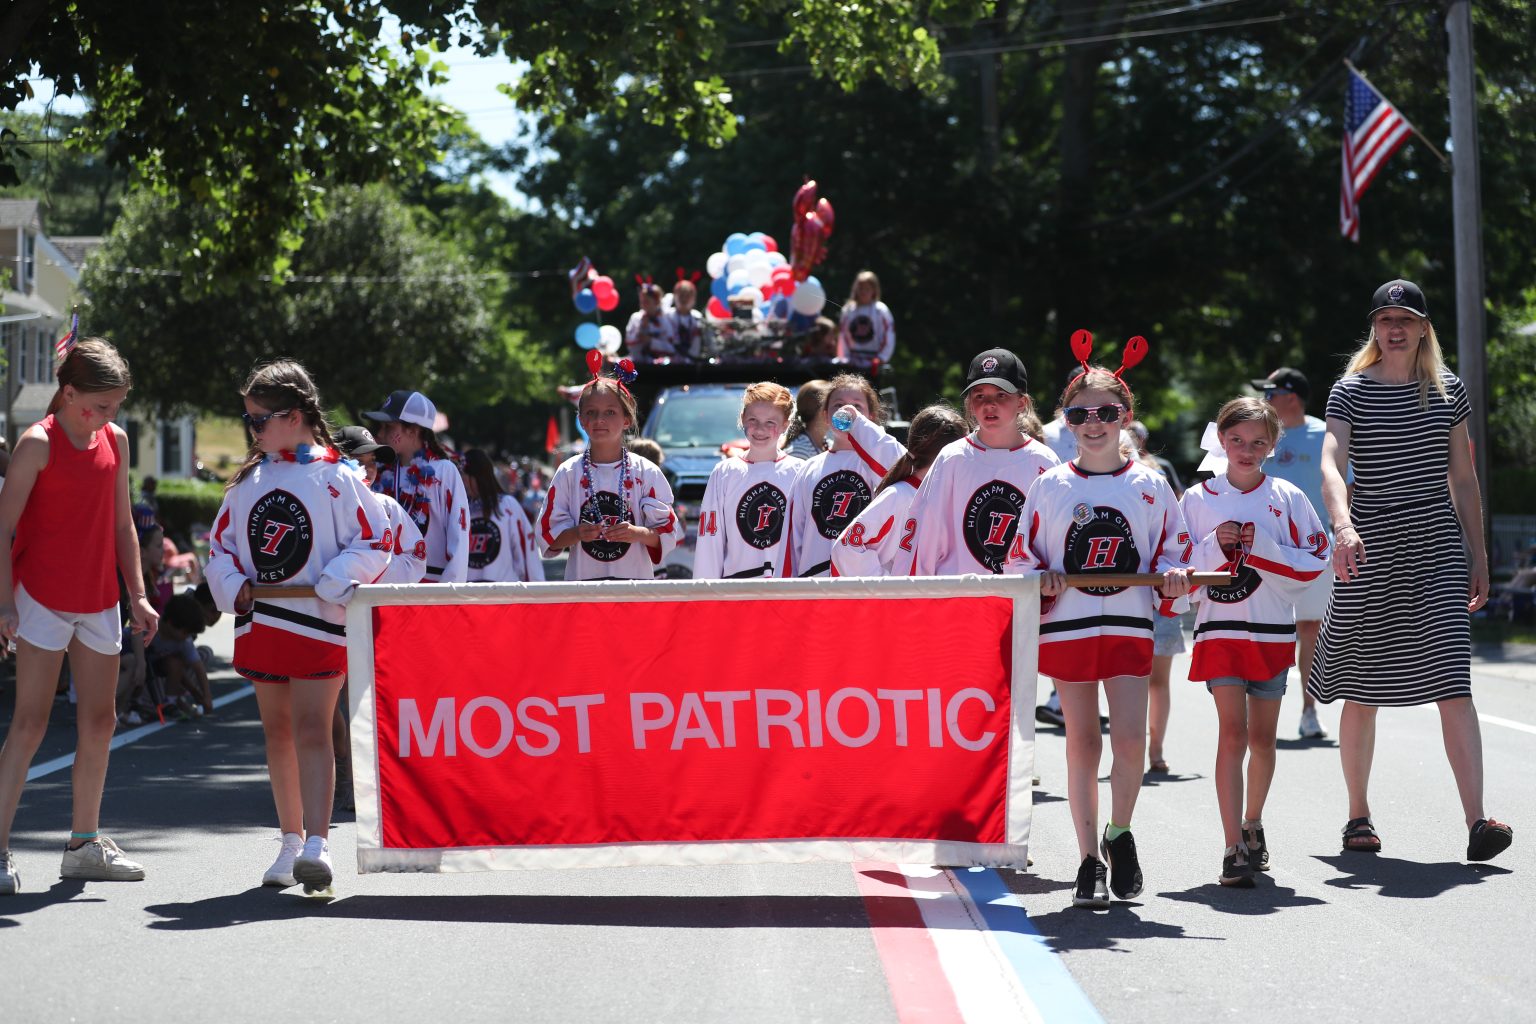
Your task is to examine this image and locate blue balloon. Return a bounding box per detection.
[711,276,730,303]
[724,233,749,256]
[574,288,597,314]
[574,322,601,349]
[741,239,766,253]
[788,311,816,331]
[769,295,792,319]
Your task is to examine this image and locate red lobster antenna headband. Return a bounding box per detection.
[674,267,702,284]
[1066,328,1149,393]
[584,349,638,397]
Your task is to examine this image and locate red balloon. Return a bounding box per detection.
[707,296,729,318]
[760,234,778,253]
[585,349,604,375]
[793,179,818,219]
[591,275,615,298]
[816,198,835,237]
[597,290,619,312]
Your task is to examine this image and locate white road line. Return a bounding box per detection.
[24,684,255,782]
[1479,713,1536,736]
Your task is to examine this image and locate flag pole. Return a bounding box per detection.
[1344,59,1451,170]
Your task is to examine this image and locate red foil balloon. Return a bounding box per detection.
[793,179,818,219]
[815,198,835,237]
[585,349,604,376]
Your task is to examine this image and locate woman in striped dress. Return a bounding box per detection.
[1309,279,1512,862]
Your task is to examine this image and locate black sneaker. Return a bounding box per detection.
[1034,702,1065,727]
[1100,828,1143,900]
[1220,847,1255,887]
[1072,856,1109,909]
[1243,824,1270,872]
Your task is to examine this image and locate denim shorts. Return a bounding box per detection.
[1205,669,1287,700]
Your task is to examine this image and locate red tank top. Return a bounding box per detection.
[13,414,121,613]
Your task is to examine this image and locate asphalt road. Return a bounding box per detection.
[2,615,1532,1023]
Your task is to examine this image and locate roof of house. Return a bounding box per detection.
[0,199,42,231]
[50,236,104,270]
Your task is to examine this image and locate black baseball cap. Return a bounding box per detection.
[334,425,396,464]
[963,348,1028,395]
[1369,279,1429,319]
[1249,367,1310,402]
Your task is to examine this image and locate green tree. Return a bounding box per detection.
[0,111,127,234]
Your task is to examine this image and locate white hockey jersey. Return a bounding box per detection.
[837,301,896,364]
[694,453,804,579]
[831,477,919,577]
[1180,474,1329,681]
[372,451,470,583]
[206,448,392,678]
[1007,460,1191,682]
[538,452,679,581]
[668,308,706,360]
[375,491,427,584]
[906,434,1060,576]
[783,412,904,578]
[625,311,682,361]
[468,493,546,583]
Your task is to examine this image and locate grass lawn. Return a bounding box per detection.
[197,416,248,479]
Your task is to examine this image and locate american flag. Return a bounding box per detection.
[53,312,78,360]
[1340,66,1413,242]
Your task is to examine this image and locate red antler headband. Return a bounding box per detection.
[584,349,639,396]
[675,267,702,284]
[635,273,660,297]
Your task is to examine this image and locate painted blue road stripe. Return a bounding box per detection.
[951,866,1105,1024]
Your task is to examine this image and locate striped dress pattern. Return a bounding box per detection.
[1307,371,1472,706]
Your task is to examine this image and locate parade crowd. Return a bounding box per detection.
[0,276,1514,906]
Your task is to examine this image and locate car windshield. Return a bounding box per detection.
[651,392,746,447]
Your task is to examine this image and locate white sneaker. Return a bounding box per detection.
[60,836,145,881]
[262,833,304,887]
[292,836,333,890]
[1299,706,1327,739]
[1,850,18,894]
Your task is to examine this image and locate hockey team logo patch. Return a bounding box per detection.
[1208,522,1262,604]
[1064,505,1139,595]
[581,491,631,562]
[248,489,314,583]
[467,515,503,570]
[981,356,999,374]
[1388,283,1404,303]
[810,470,872,539]
[736,481,788,550]
[963,479,1027,573]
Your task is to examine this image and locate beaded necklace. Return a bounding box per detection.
[579,447,634,538]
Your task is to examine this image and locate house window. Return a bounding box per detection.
[21,232,35,292]
[160,421,183,476]
[18,326,28,384]
[35,328,49,382]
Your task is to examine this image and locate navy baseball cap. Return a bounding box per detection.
[1369,279,1428,319]
[964,349,1028,395]
[1250,367,1310,402]
[364,390,437,429]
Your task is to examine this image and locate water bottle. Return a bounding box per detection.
[831,407,854,432]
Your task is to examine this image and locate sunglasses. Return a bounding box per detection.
[1063,404,1125,425]
[1262,386,1294,397]
[241,408,292,433]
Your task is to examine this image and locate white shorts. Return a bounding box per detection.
[15,583,123,656]
[1293,570,1334,623]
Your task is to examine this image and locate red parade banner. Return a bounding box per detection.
[347,576,1037,872]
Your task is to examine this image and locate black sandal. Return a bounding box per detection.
[1467,818,1513,862]
[1342,817,1381,853]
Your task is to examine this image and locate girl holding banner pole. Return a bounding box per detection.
[1008,335,1192,910]
[694,382,803,579]
[206,360,392,894]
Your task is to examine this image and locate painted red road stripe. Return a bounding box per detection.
[854,861,965,1023]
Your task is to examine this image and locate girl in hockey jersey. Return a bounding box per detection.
[0,338,155,895]
[207,360,392,893]
[905,349,1059,577]
[1181,398,1327,887]
[539,358,678,581]
[1010,335,1191,909]
[462,448,545,583]
[363,389,469,583]
[832,404,966,577]
[334,425,426,585]
[694,383,803,579]
[783,373,905,577]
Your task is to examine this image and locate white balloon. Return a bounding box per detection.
[790,280,826,316]
[743,248,771,266]
[599,324,622,355]
[737,286,764,306]
[725,253,748,276]
[726,268,752,290]
[706,251,728,278]
[746,262,773,288]
[765,251,788,267]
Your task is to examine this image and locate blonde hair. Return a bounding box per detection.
[741,381,793,425]
[964,385,1045,442]
[1060,367,1134,458]
[847,270,881,306]
[1216,396,1280,442]
[48,337,131,416]
[1346,317,1450,409]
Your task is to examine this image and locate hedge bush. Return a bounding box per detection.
[148,477,226,547]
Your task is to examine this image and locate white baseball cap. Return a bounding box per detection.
[363,390,437,430]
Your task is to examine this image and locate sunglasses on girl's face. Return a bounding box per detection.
[241,408,292,433]
[1063,404,1125,425]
